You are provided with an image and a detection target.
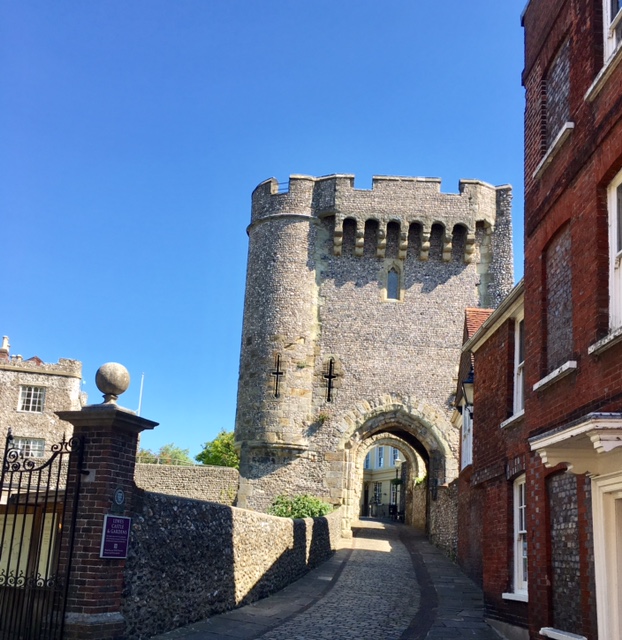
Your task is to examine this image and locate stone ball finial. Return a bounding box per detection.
[95,362,130,405]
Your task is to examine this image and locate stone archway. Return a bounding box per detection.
[336,394,457,536]
[354,432,425,525]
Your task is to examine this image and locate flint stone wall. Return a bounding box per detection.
[122,491,342,640]
[134,463,239,504]
[428,481,458,559]
[0,357,83,452]
[410,482,427,530]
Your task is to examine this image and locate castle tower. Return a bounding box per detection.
[235,174,513,520]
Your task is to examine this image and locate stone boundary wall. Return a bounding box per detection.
[122,491,343,640]
[428,481,458,559]
[134,463,239,504]
[410,482,427,530]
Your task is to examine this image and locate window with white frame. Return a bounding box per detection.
[513,475,528,595]
[513,316,525,414]
[12,437,45,458]
[592,471,622,639]
[609,168,622,329]
[364,452,371,470]
[18,386,46,413]
[390,482,397,505]
[391,447,400,466]
[373,481,382,503]
[377,446,384,468]
[604,0,622,61]
[461,404,473,469]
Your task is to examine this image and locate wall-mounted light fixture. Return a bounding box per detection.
[461,368,474,416]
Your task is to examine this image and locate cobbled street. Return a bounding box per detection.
[152,520,501,640]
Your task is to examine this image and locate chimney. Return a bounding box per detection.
[0,336,9,361]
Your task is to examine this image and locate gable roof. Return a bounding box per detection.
[465,308,494,340]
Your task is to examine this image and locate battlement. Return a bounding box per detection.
[0,336,82,378]
[251,174,510,230]
[250,174,512,264]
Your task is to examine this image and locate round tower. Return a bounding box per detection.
[235,176,320,507]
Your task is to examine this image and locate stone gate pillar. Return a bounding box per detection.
[57,363,157,640]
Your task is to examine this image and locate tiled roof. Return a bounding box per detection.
[465,308,494,339]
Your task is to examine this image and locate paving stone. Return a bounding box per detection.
[150,521,501,640]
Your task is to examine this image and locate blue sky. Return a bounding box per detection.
[1,1,526,457]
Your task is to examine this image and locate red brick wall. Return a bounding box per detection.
[457,466,483,584]
[457,316,529,631]
[522,0,622,637]
[524,0,622,435]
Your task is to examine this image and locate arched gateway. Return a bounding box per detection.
[339,397,455,535]
[234,174,513,538]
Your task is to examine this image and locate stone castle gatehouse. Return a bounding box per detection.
[234,174,513,535]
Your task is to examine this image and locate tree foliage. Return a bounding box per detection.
[138,443,194,466]
[268,494,333,519]
[195,430,239,469]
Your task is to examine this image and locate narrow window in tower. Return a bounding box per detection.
[270,354,284,398]
[387,268,400,300]
[323,358,337,402]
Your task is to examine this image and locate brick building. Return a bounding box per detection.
[523,0,622,637]
[456,285,528,639]
[458,1,622,638]
[0,335,84,460]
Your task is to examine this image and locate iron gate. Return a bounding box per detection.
[0,430,84,640]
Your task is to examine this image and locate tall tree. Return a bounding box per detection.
[138,443,194,466]
[195,430,239,469]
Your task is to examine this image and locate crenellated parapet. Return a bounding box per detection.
[251,175,510,265]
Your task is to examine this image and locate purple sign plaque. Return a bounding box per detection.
[100,515,131,559]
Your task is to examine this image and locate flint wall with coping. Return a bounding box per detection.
[133,463,239,504]
[122,493,343,640]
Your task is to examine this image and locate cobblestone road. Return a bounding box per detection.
[152,520,500,640]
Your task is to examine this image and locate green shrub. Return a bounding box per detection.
[268,494,333,519]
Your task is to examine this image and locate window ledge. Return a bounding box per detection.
[539,628,587,640]
[533,361,577,393]
[502,591,528,602]
[585,40,622,102]
[500,410,525,430]
[532,122,575,180]
[588,325,622,355]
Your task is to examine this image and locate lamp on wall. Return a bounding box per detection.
[461,368,474,415]
[392,453,403,521]
[394,452,402,480]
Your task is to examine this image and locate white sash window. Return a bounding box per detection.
[604,0,622,61]
[461,405,473,469]
[514,317,525,414]
[608,169,622,329]
[514,476,528,595]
